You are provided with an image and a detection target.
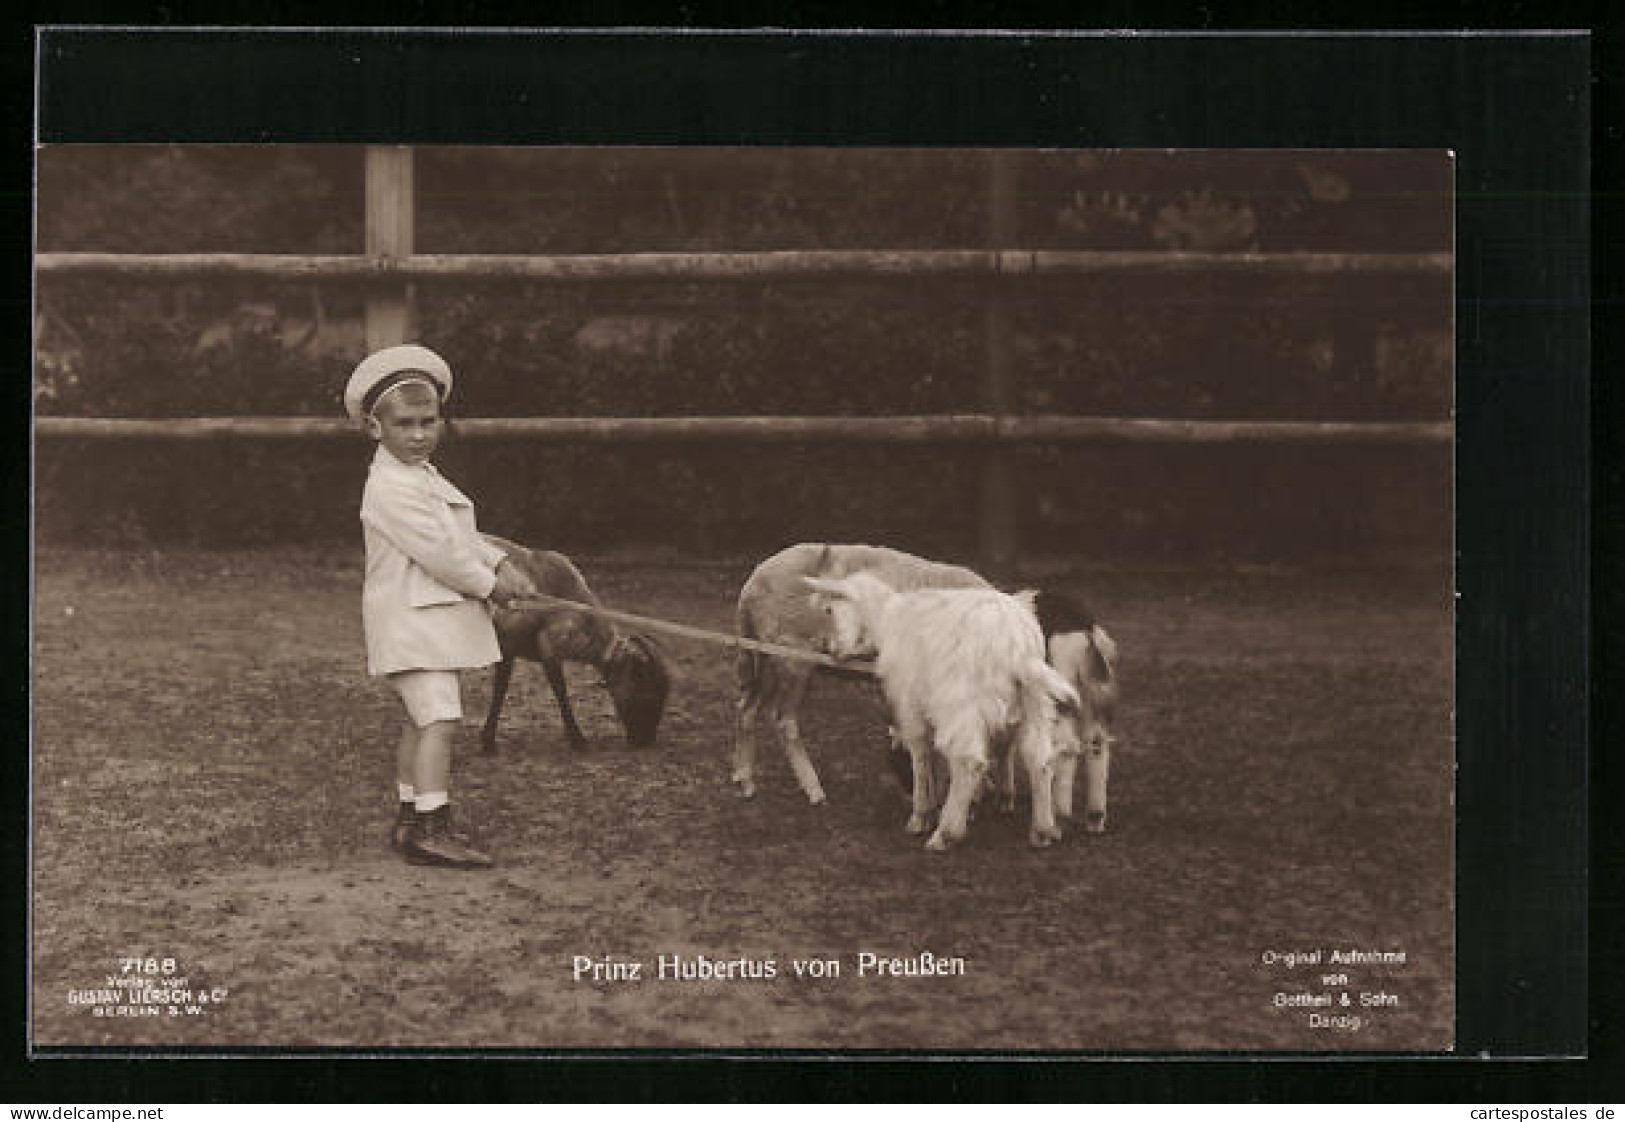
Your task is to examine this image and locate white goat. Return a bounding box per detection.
[733,543,986,804]
[733,543,1120,833]
[804,572,1080,851]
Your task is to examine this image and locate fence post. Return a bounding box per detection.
[978,151,1018,579]
[364,146,416,349]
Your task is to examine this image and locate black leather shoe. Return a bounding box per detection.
[404,805,494,869]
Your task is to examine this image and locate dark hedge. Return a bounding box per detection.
[35,436,1449,565]
[34,147,1453,560]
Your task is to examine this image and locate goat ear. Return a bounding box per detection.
[628,632,666,665]
[802,575,847,598]
[628,633,675,686]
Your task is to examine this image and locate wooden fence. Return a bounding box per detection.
[33,147,1453,573]
[33,248,1453,280]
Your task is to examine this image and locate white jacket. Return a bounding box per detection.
[359,445,507,676]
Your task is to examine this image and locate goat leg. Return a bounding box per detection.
[997,738,1018,815]
[732,690,760,798]
[927,756,986,851]
[1017,723,1063,847]
[480,657,515,755]
[897,723,934,835]
[542,657,591,751]
[767,665,824,805]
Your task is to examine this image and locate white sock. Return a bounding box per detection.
[398,782,415,803]
[415,791,448,813]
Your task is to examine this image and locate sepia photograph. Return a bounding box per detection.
[30,143,1460,1052]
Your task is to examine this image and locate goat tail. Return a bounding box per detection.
[1023,656,1081,717]
[1088,625,1118,679]
[1083,625,1120,720]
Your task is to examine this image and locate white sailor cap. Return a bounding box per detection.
[343,344,454,422]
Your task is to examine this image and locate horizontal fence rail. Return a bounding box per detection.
[35,146,1454,573]
[33,414,1454,444]
[35,249,1454,282]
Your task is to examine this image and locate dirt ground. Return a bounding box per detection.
[30,548,1454,1052]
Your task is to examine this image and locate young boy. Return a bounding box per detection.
[345,343,536,869]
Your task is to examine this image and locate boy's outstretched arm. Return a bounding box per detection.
[362,478,501,600]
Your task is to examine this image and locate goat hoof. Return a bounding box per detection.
[731,777,756,799]
[1028,829,1056,848]
[905,814,930,835]
[925,834,950,852]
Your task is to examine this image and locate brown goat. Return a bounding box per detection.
[481,535,671,753]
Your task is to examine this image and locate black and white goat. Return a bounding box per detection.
[805,572,1080,851]
[480,535,671,753]
[1020,591,1120,833]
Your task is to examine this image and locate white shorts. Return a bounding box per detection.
[389,669,463,728]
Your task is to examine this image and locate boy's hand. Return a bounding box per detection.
[491,559,539,606]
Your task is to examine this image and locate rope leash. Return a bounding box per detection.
[502,592,876,676]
